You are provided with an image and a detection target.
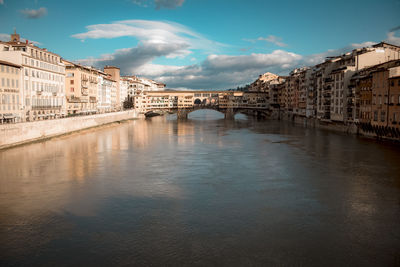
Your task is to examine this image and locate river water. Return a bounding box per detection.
[1,110,400,266]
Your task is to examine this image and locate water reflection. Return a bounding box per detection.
[1,110,400,266]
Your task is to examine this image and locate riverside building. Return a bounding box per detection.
[98,76,116,113]
[104,66,121,111]
[0,60,22,123]
[0,31,66,121]
[63,60,102,115]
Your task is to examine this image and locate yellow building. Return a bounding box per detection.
[0,60,22,123]
[63,60,101,115]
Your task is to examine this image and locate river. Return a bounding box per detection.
[1,110,400,266]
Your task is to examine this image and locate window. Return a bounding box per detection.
[71,87,74,92]
[70,80,74,85]
[381,111,385,122]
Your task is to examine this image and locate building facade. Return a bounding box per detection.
[0,31,66,121]
[63,61,101,115]
[104,66,121,111]
[0,60,22,123]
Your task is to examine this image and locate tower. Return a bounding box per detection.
[10,29,20,42]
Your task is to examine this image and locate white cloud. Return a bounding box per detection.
[257,35,287,47]
[135,50,303,89]
[387,31,400,46]
[20,7,47,19]
[351,41,376,48]
[132,0,149,7]
[73,20,226,76]
[132,0,184,9]
[245,35,287,47]
[77,41,190,75]
[72,20,223,52]
[0,0,4,5]
[155,0,185,9]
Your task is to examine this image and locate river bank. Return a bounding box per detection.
[0,110,141,150]
[256,109,400,142]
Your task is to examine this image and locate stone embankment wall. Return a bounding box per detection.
[0,110,140,149]
[279,112,399,141]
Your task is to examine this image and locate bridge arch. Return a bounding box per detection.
[174,106,237,120]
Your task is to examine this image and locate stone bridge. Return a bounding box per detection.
[135,90,270,119]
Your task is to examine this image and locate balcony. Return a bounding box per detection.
[67,96,81,103]
[82,88,89,96]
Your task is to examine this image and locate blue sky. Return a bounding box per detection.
[1,0,399,89]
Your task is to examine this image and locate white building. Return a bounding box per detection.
[97,75,113,113]
[0,31,65,121]
[119,79,129,107]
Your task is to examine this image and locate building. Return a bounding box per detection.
[120,78,129,108]
[0,60,22,123]
[104,66,121,111]
[0,31,66,121]
[97,76,115,113]
[121,76,146,97]
[140,77,163,91]
[388,65,400,129]
[63,60,102,115]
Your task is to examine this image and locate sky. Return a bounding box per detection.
[0,0,399,90]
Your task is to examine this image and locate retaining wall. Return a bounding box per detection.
[0,110,140,149]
